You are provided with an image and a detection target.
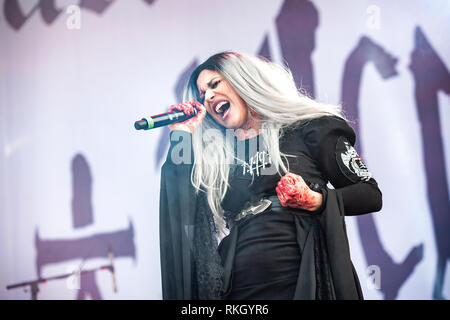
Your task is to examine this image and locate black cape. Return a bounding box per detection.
[159,131,223,300]
[159,130,363,300]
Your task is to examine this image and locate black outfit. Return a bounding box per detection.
[159,116,382,300]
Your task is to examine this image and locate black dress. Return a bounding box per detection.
[159,116,382,300]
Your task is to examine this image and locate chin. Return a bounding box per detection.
[219,122,236,130]
[222,119,242,130]
[213,113,246,130]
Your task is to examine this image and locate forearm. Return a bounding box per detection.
[335,181,382,215]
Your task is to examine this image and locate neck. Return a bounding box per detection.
[234,113,261,141]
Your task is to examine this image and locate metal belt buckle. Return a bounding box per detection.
[234,198,272,222]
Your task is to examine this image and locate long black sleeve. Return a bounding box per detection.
[159,130,196,299]
[302,116,382,216]
[159,130,224,299]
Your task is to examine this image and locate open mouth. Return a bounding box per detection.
[214,101,231,120]
[214,101,230,115]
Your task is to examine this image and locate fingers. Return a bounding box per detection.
[169,101,207,122]
[168,104,181,113]
[279,175,295,186]
[276,176,296,206]
[168,101,206,132]
[277,175,297,195]
[187,101,206,120]
[276,184,302,209]
[168,101,199,115]
[193,102,206,120]
[285,172,305,184]
[276,172,312,210]
[275,185,288,207]
[278,181,295,195]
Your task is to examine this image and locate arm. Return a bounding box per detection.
[304,116,382,216]
[159,101,205,299]
[318,137,382,215]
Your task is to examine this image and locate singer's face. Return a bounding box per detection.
[196,70,249,129]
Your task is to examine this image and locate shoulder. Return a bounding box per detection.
[281,115,356,159]
[301,115,355,145]
[283,115,355,143]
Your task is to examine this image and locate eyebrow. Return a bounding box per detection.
[198,77,219,95]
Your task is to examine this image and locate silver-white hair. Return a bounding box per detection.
[183,52,345,234]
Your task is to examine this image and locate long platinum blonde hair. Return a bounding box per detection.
[183,52,345,233]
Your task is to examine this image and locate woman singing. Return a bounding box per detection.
[159,52,382,300]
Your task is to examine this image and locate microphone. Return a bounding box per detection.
[134,107,198,130]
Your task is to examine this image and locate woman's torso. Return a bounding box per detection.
[221,123,327,220]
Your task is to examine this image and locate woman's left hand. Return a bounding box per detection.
[275,172,323,212]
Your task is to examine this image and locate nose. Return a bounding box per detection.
[204,89,215,104]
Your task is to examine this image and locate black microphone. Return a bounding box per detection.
[134,107,198,130]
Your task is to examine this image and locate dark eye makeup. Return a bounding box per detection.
[198,79,222,104]
[211,80,221,89]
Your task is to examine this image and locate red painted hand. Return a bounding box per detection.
[275,172,323,212]
[168,101,206,133]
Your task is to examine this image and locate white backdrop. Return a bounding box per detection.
[1,0,449,300]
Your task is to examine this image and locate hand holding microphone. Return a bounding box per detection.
[167,101,206,133]
[134,101,206,133]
